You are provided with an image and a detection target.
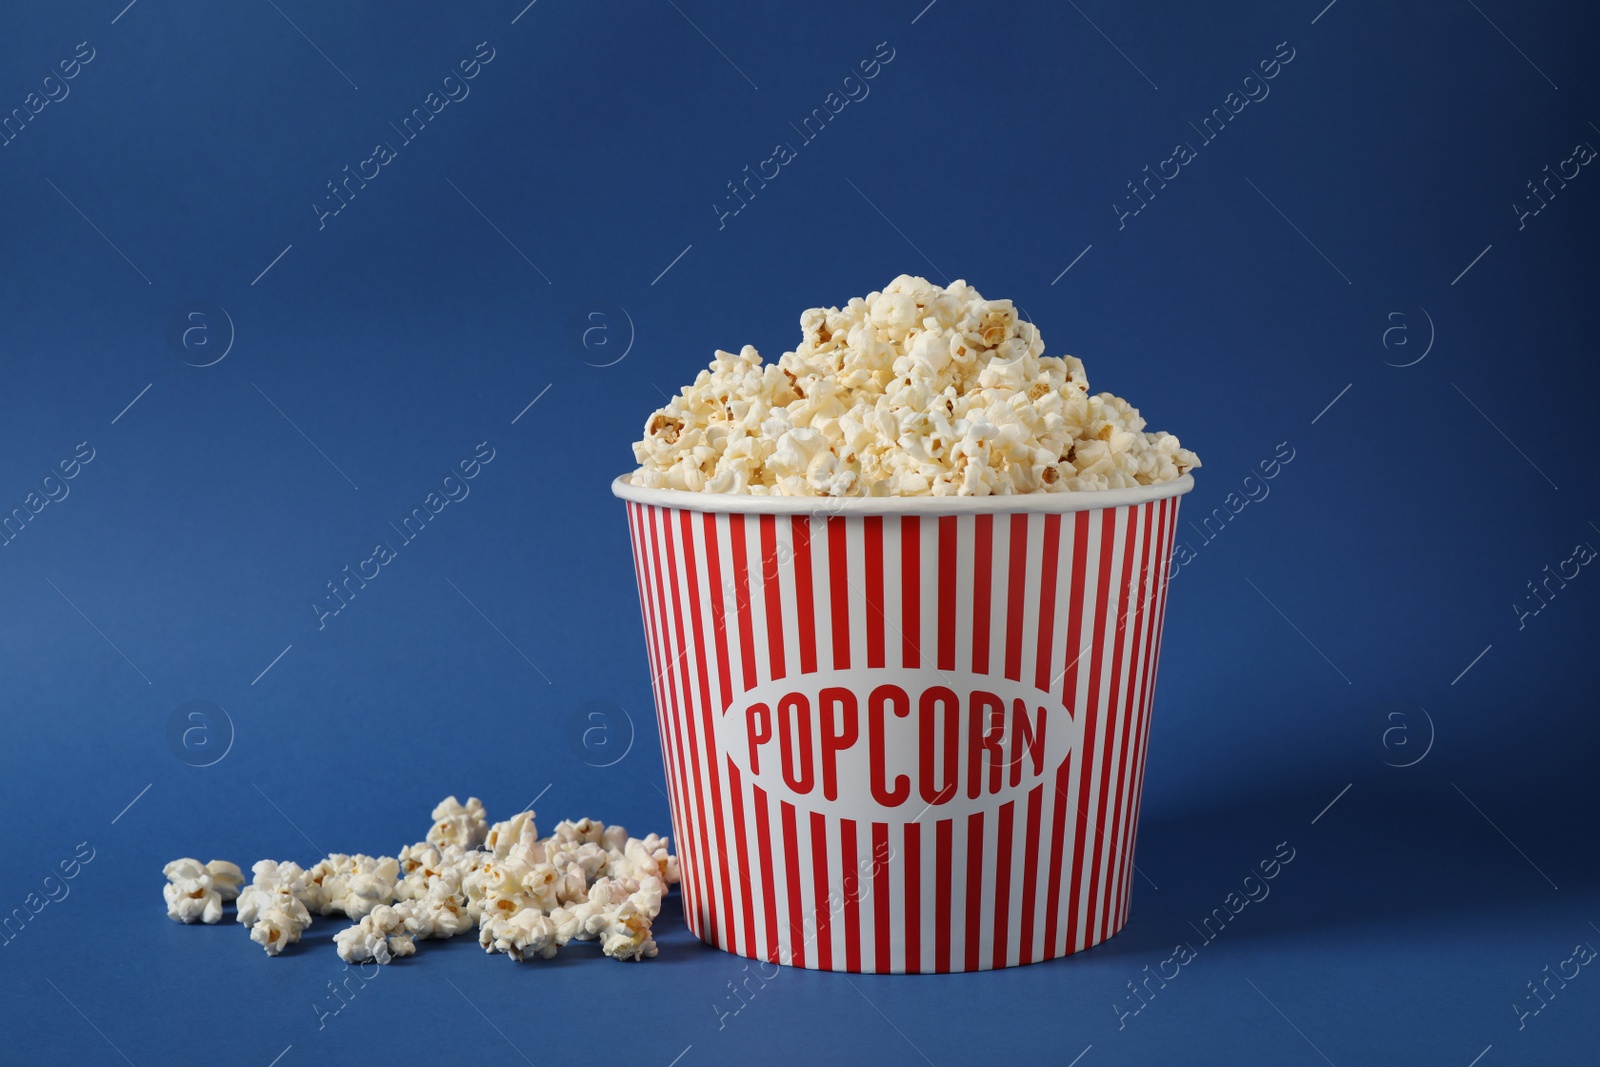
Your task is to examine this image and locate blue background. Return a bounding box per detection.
[2,0,1597,1063]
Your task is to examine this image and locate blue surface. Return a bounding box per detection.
[2,0,1597,1063]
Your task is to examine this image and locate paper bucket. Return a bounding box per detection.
[613,474,1192,972]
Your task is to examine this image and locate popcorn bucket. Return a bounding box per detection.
[612,475,1193,973]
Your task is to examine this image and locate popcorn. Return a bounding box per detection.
[161,858,243,924]
[604,833,682,890]
[631,276,1200,496]
[333,903,417,964]
[305,853,400,918]
[236,862,315,956]
[402,869,473,940]
[249,893,312,956]
[479,908,561,962]
[427,796,488,850]
[483,810,536,858]
[166,798,678,965]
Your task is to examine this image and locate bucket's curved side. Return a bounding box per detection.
[624,494,1182,973]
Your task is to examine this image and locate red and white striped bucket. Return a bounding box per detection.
[613,474,1192,972]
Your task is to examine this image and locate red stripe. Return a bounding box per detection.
[1064,509,1114,955]
[1016,783,1045,965]
[840,818,861,973]
[751,785,780,963]
[934,818,952,973]
[1086,507,1140,945]
[791,516,819,676]
[724,761,758,959]
[1100,503,1153,942]
[758,515,787,681]
[661,510,715,939]
[937,516,957,671]
[865,517,885,669]
[963,810,985,972]
[781,801,806,968]
[703,513,757,957]
[971,514,993,674]
[680,510,737,950]
[1121,497,1179,925]
[1121,499,1172,923]
[1046,510,1091,957]
[1005,514,1028,681]
[991,801,1015,969]
[828,517,851,671]
[904,822,922,974]
[729,514,758,693]
[810,811,833,971]
[872,821,891,973]
[901,517,921,668]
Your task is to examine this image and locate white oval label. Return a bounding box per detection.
[715,668,1078,821]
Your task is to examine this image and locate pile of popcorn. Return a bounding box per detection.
[630,275,1199,496]
[162,796,679,964]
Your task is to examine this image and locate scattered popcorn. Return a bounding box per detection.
[480,908,561,962]
[249,894,312,956]
[305,853,401,918]
[163,798,679,966]
[334,904,418,964]
[427,796,488,850]
[235,860,316,955]
[630,275,1200,496]
[161,859,243,924]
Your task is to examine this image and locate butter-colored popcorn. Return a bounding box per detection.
[631,276,1199,496]
[427,796,489,850]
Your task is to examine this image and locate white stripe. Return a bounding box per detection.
[1046,512,1081,960]
[677,512,721,940]
[1058,510,1094,955]
[951,516,976,676]
[709,512,751,956]
[655,507,710,938]
[1016,516,1044,686]
[889,822,908,973]
[1075,507,1121,952]
[736,513,779,963]
[1107,503,1147,937]
[1004,792,1030,968]
[742,518,786,961]
[684,512,727,947]
[1088,504,1134,944]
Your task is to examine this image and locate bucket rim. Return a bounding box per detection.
[612,472,1194,516]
